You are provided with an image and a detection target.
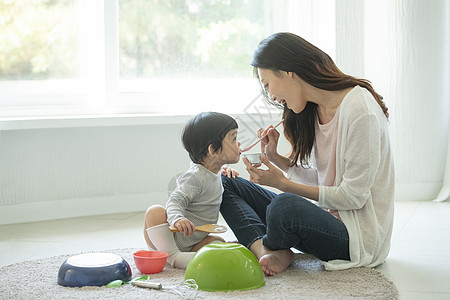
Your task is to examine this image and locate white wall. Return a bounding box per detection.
[0,123,185,224]
[0,115,288,225]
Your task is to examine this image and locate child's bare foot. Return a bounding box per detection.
[259,249,294,276]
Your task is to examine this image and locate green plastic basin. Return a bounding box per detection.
[184,243,265,292]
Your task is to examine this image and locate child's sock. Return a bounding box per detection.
[146,223,195,269]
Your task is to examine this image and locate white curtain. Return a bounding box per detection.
[433,130,450,202]
[336,0,450,201]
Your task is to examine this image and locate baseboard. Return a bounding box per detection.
[0,192,167,225]
[395,181,442,201]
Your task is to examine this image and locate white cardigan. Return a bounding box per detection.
[287,86,395,270]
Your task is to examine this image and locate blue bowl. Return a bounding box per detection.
[57,253,132,287]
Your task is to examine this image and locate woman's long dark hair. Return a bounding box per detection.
[251,32,388,166]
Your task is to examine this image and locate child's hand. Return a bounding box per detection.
[221,166,240,178]
[174,218,196,236]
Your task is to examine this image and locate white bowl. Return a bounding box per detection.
[244,153,265,164]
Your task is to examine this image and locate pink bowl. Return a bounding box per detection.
[133,250,168,274]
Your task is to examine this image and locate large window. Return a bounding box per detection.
[0,0,335,117]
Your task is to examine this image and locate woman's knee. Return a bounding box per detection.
[221,174,232,188]
[221,175,251,192]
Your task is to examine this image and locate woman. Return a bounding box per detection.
[220,32,395,276]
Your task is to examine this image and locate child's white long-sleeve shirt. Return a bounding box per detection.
[166,162,223,252]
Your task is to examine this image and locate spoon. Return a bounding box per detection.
[169,224,228,233]
[241,119,284,152]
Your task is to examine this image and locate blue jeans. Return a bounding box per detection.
[220,175,350,262]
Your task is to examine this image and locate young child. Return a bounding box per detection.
[144,112,241,269]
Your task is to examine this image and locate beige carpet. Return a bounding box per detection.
[0,248,398,299]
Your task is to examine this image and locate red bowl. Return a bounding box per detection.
[133,250,168,274]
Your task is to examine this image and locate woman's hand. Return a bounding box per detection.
[258,126,281,161]
[174,218,196,237]
[243,155,288,190]
[221,166,240,178]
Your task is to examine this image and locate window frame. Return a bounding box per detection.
[0,0,336,119]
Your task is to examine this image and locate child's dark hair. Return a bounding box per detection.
[182,112,238,164]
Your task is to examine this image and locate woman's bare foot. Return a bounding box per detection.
[249,239,294,276]
[259,249,294,276]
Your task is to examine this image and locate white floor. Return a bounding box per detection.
[1,201,449,299]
